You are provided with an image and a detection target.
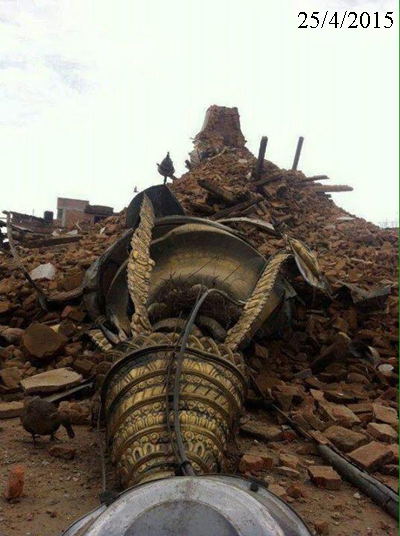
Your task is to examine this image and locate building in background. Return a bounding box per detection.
[1,210,54,234]
[56,198,114,228]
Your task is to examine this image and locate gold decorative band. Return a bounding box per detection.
[102,333,246,487]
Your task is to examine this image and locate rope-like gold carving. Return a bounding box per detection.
[87,329,113,352]
[225,251,291,350]
[127,195,155,337]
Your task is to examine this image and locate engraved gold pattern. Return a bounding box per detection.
[87,329,113,352]
[102,333,246,487]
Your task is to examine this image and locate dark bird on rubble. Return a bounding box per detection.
[21,396,75,446]
[157,152,176,184]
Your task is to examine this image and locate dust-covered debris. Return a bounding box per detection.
[0,105,398,535]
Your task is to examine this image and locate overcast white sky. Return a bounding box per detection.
[0,0,398,224]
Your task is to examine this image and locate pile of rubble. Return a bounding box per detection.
[171,106,399,499]
[0,212,126,411]
[0,105,398,533]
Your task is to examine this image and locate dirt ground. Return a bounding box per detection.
[0,415,398,536]
[0,419,111,536]
[235,409,399,536]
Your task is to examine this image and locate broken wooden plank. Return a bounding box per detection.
[189,201,214,215]
[211,199,256,219]
[217,217,278,236]
[24,235,82,248]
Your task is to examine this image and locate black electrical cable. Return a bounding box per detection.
[165,315,184,466]
[172,287,221,476]
[97,402,107,494]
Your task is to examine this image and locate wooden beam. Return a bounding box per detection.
[198,178,237,205]
[253,136,268,180]
[211,199,256,219]
[303,175,330,182]
[314,185,353,193]
[292,136,304,170]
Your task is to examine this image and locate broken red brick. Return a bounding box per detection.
[323,425,367,452]
[286,482,306,499]
[314,520,330,535]
[22,323,67,361]
[276,466,300,478]
[4,465,25,500]
[73,358,94,377]
[279,453,299,469]
[372,404,398,426]
[367,422,398,444]
[240,421,283,442]
[348,441,394,471]
[239,454,265,474]
[388,444,399,464]
[49,444,76,460]
[268,483,288,500]
[308,465,342,490]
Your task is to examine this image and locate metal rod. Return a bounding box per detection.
[254,136,268,180]
[292,136,304,171]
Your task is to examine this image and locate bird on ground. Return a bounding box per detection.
[157,152,176,184]
[21,396,75,446]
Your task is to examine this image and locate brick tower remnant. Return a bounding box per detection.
[189,105,248,166]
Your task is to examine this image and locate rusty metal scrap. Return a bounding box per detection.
[336,281,391,311]
[285,234,330,293]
